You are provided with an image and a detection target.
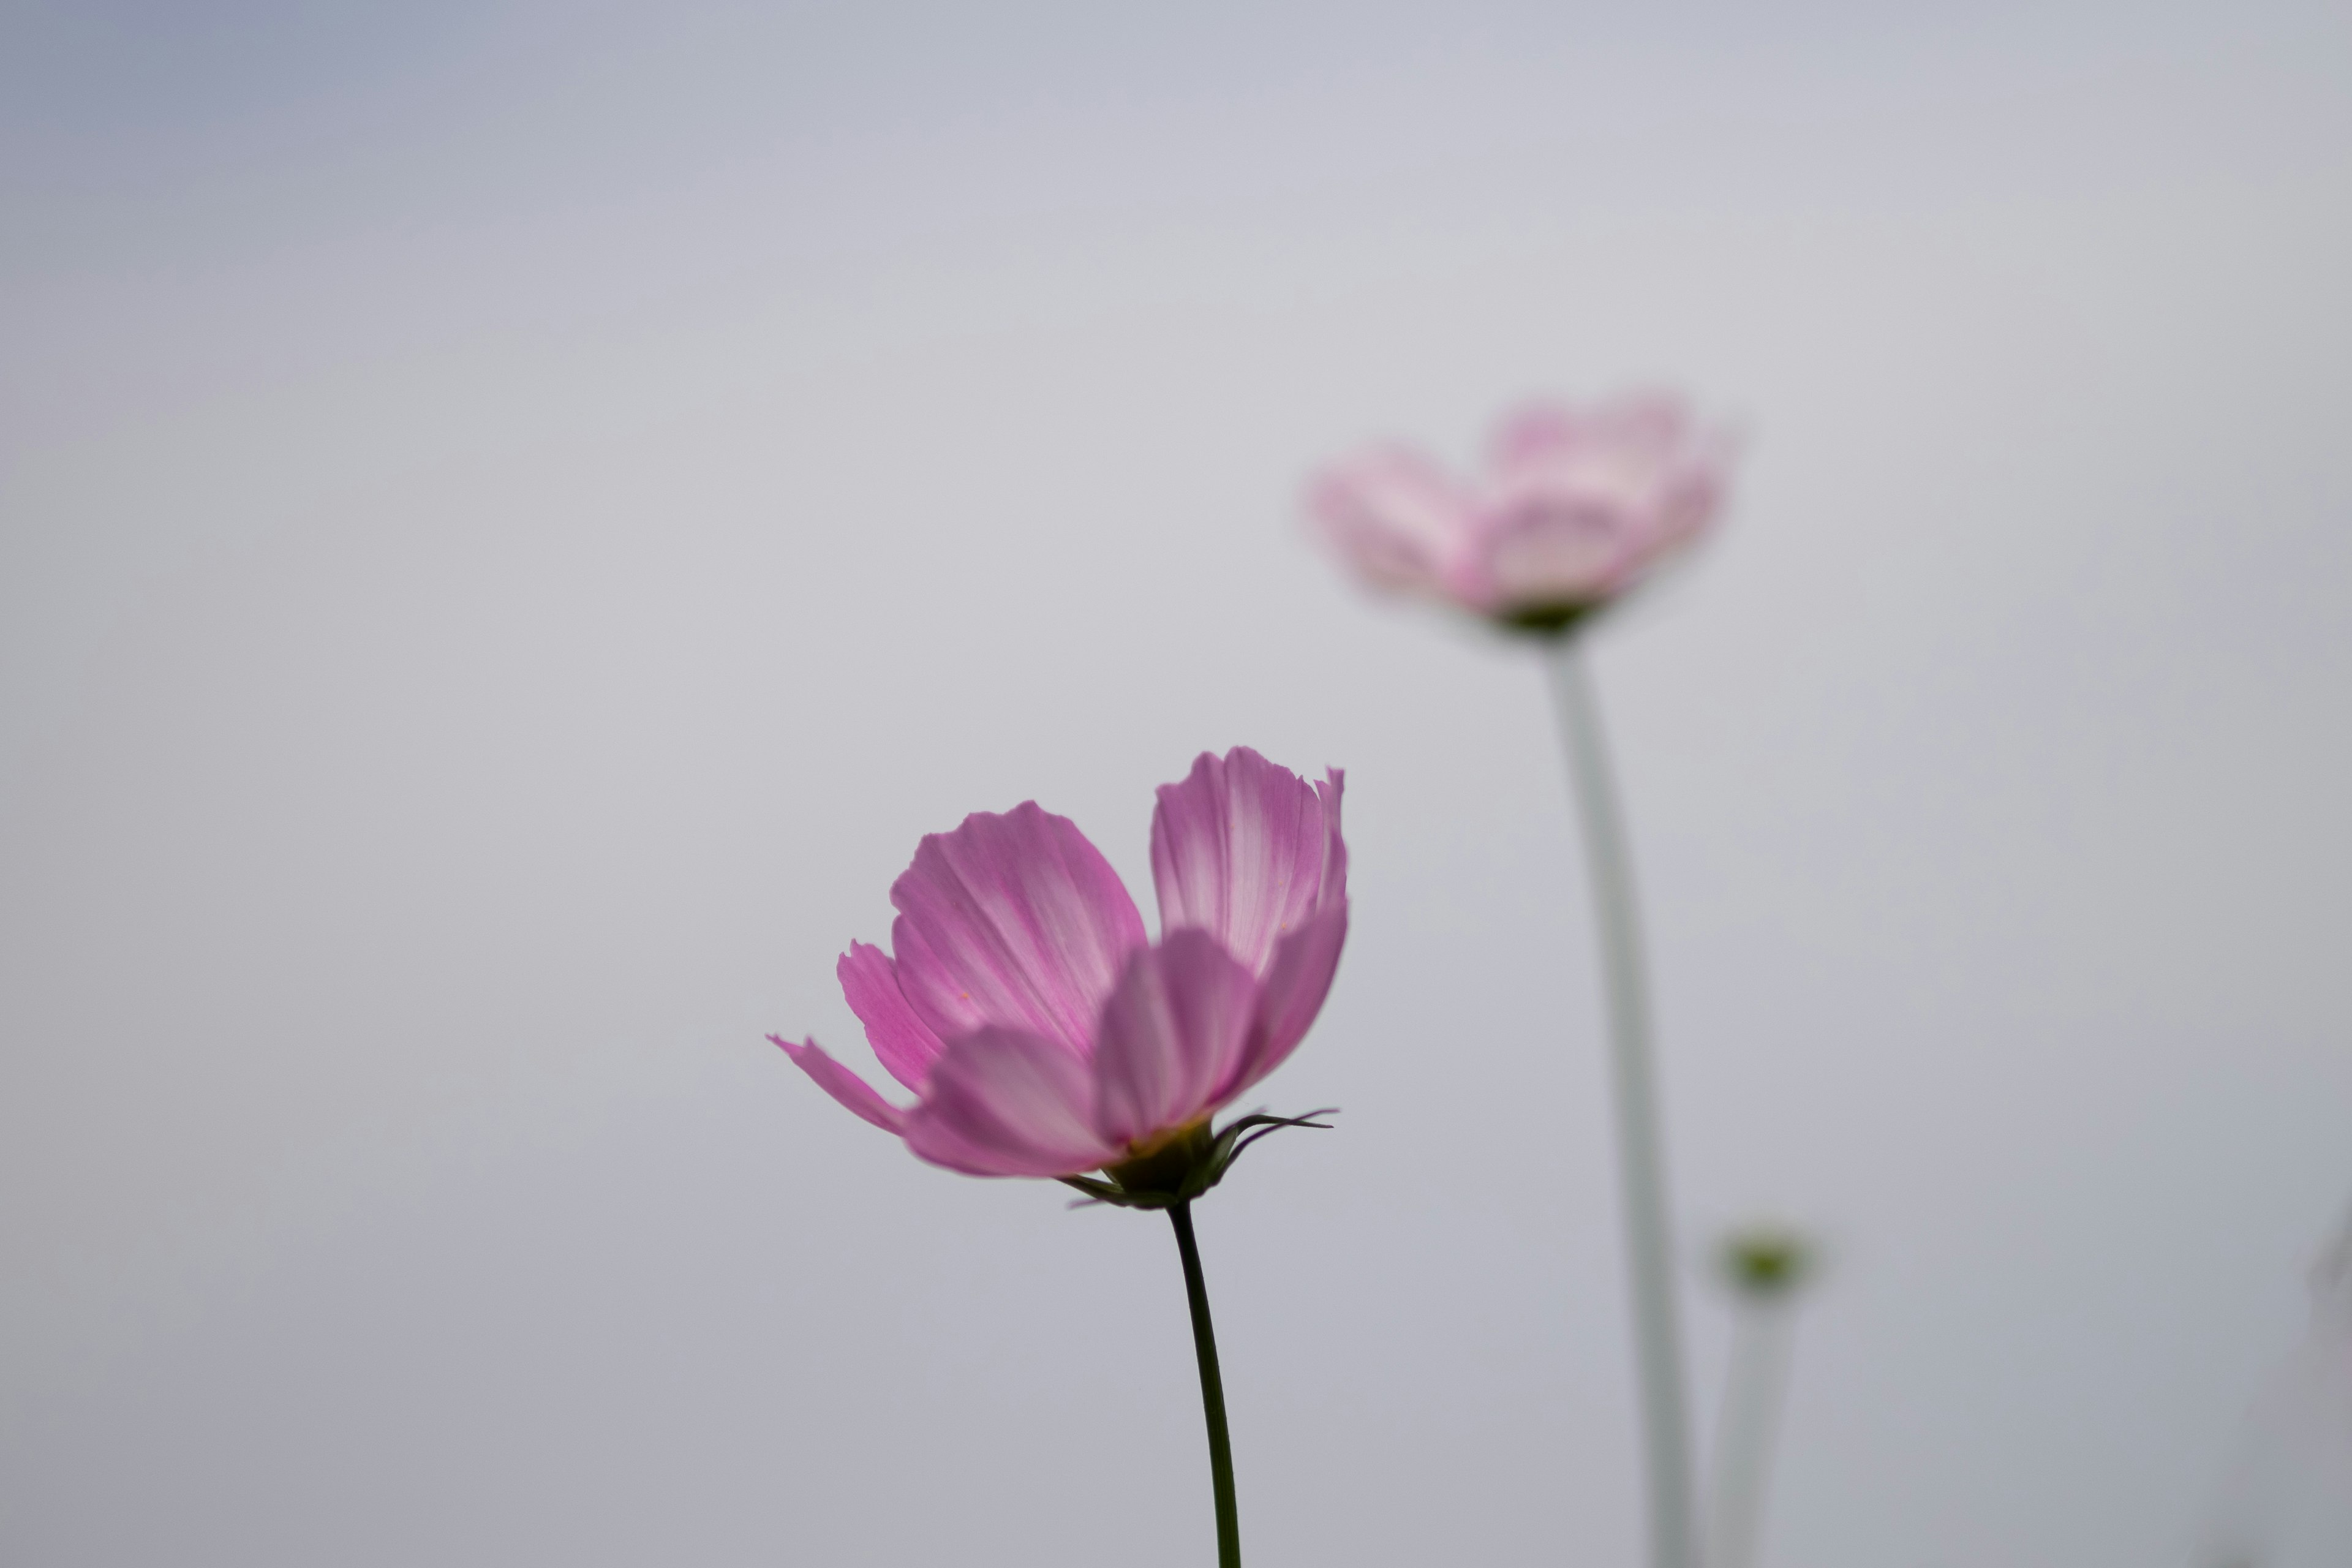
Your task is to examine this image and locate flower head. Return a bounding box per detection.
[773,747,1348,1199]
[1306,392,1732,634]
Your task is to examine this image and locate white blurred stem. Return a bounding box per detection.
[1545,636,1698,1568]
[1708,1297,1797,1568]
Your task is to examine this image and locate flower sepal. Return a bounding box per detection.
[1496,601,1600,639]
[1059,1109,1337,1210]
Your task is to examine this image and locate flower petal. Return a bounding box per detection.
[1151,748,1346,978]
[888,802,1147,1057]
[1482,499,1644,606]
[1490,393,1693,477]
[1090,931,1261,1149]
[836,941,946,1091]
[1481,394,1728,608]
[770,1035,908,1135]
[902,1027,1121,1178]
[1313,768,1348,912]
[1304,447,1483,601]
[1223,902,1349,1101]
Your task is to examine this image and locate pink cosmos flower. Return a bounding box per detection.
[772,747,1348,1192]
[1306,392,1732,632]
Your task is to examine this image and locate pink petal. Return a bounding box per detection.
[902,1027,1121,1178]
[1090,931,1261,1149]
[1223,902,1349,1101]
[1313,768,1349,910]
[888,802,1147,1058]
[1490,393,1691,476]
[1477,393,1728,609]
[1482,498,1643,606]
[1649,458,1728,552]
[1304,447,1482,599]
[1489,402,1585,469]
[1151,748,1346,978]
[836,941,947,1091]
[771,1035,908,1135]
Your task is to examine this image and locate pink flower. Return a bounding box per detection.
[772,747,1348,1189]
[1306,393,1732,632]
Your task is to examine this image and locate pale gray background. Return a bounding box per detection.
[3,2,2348,1566]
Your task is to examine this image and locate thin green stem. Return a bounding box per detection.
[1545,635,1698,1568]
[1707,1297,1797,1568]
[1169,1200,1241,1568]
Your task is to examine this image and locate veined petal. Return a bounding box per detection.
[903,1027,1121,1178]
[771,1036,908,1135]
[888,802,1147,1057]
[1151,748,1346,978]
[1221,902,1349,1102]
[837,941,946,1091]
[1313,768,1348,911]
[1091,932,1260,1149]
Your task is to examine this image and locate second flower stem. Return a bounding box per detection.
[1546,635,1698,1568]
[1170,1200,1242,1568]
[1708,1294,1798,1568]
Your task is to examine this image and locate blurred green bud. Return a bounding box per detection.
[1719,1223,1815,1300]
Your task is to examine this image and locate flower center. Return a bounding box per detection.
[1101,1117,1215,1197]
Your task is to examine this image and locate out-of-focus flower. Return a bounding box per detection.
[1306,388,1732,1568]
[773,747,1347,1203]
[1306,393,1733,634]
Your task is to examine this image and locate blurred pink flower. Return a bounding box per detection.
[1306,393,1733,632]
[773,747,1348,1184]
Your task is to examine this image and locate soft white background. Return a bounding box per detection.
[4,3,2348,1565]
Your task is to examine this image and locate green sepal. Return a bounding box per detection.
[1058,1109,1338,1210]
[1494,601,1599,638]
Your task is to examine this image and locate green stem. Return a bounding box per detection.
[1707,1296,1797,1568]
[1545,635,1698,1568]
[1169,1200,1241,1568]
